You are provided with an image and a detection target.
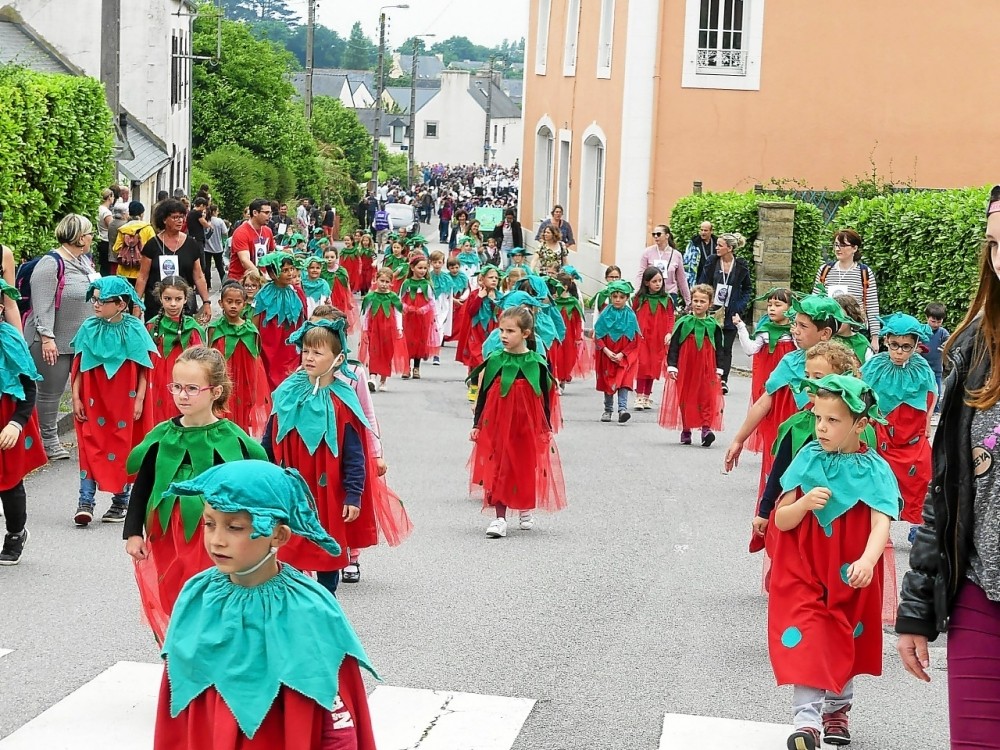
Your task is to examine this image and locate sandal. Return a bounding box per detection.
[401,370,411,380]
[342,562,361,583]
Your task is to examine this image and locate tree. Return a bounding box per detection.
[342,22,376,70]
[218,0,300,23]
[309,97,372,182]
[396,36,429,55]
[287,25,345,68]
[430,36,490,65]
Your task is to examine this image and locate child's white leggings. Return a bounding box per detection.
[791,680,854,730]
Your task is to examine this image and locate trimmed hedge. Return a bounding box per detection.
[199,146,279,223]
[0,67,113,260]
[834,188,988,320]
[669,191,825,298]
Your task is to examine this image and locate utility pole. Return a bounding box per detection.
[305,0,316,120]
[101,0,121,176]
[371,5,409,191]
[483,55,495,167]
[407,34,435,191]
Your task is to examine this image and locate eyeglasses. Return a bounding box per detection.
[651,232,663,237]
[887,342,915,353]
[833,242,854,248]
[91,297,119,306]
[166,383,214,396]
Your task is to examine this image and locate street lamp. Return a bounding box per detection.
[370,4,410,192]
[407,33,436,191]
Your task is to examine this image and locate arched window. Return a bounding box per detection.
[533,125,555,223]
[578,132,606,245]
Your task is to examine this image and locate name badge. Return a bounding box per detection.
[158,255,178,280]
[713,284,732,307]
[827,284,850,299]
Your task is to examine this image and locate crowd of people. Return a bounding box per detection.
[0,177,997,750]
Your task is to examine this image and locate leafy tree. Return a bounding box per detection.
[309,97,372,182]
[396,36,429,55]
[218,0,300,23]
[286,25,345,68]
[430,36,491,65]
[342,22,376,70]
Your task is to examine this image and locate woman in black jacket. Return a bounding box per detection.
[697,232,752,392]
[896,185,1000,750]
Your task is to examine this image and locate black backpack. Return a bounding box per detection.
[14,250,66,323]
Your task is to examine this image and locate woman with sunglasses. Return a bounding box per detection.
[813,228,882,351]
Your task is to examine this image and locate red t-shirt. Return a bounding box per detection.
[228,222,274,280]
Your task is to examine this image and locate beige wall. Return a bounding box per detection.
[652,0,1000,224]
[521,0,628,270]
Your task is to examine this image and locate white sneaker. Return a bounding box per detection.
[378,381,387,392]
[486,517,508,538]
[518,512,534,530]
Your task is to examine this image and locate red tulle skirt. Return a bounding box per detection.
[359,255,375,294]
[259,318,303,392]
[549,311,583,383]
[459,322,493,370]
[658,340,724,431]
[594,335,639,394]
[134,504,213,643]
[745,340,797,453]
[74,361,148,493]
[331,281,359,334]
[447,298,468,345]
[574,337,595,378]
[468,379,566,512]
[0,395,46,490]
[402,292,438,360]
[635,302,674,381]
[154,658,376,750]
[359,315,408,379]
[342,256,362,293]
[212,340,270,440]
[876,403,932,525]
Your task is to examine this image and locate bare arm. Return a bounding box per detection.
[846,509,891,588]
[134,255,153,311]
[1,246,21,333]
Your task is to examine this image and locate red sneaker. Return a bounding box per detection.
[823,704,852,746]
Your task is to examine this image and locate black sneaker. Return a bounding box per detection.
[74,505,95,526]
[0,528,28,565]
[600,411,613,422]
[787,728,820,750]
[102,504,128,523]
[721,381,729,395]
[618,411,631,424]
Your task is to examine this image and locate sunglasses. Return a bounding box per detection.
[651,232,663,237]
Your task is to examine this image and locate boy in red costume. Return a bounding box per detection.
[254,252,308,391]
[594,280,640,424]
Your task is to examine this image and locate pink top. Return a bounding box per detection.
[343,362,382,459]
[636,245,691,305]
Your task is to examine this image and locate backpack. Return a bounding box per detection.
[818,261,872,315]
[116,224,147,268]
[15,250,66,322]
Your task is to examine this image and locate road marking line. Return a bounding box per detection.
[659,713,792,748]
[367,685,535,750]
[0,649,12,658]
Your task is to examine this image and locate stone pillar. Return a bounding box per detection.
[755,201,796,321]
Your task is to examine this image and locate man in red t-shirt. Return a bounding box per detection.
[228,198,274,280]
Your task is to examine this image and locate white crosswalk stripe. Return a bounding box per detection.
[0,649,11,659]
[0,662,535,750]
[659,713,792,748]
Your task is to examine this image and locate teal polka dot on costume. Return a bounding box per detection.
[908,465,917,477]
[118,421,127,429]
[318,472,328,487]
[88,398,95,406]
[80,470,87,479]
[107,453,116,461]
[853,622,864,638]
[97,417,106,426]
[129,390,137,398]
[840,564,851,585]
[781,627,803,648]
[822,524,833,538]
[24,436,32,449]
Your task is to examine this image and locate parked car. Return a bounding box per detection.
[385,203,419,235]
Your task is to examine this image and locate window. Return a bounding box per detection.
[682,0,765,90]
[392,124,404,144]
[596,0,615,78]
[535,0,552,74]
[579,131,606,244]
[425,122,439,138]
[502,126,507,144]
[557,137,571,212]
[564,0,581,76]
[533,124,555,223]
[171,34,178,106]
[493,124,498,143]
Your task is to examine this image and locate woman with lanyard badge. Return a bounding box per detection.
[697,232,752,394]
[636,225,688,293]
[813,228,881,350]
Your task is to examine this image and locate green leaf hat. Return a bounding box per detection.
[602,280,635,297]
[790,293,860,327]
[795,373,887,424]
[878,312,932,342]
[257,251,302,271]
[508,246,533,257]
[86,276,144,310]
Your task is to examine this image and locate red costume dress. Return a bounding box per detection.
[358,244,376,295]
[550,295,591,381]
[468,350,566,512]
[399,277,438,361]
[208,317,271,439]
[742,320,795,453]
[70,314,157,494]
[359,291,408,378]
[860,352,937,524]
[339,245,362,292]
[457,292,498,369]
[659,315,724,431]
[323,264,359,333]
[768,442,900,694]
[754,348,811,497]
[254,281,307,392]
[125,419,267,642]
[633,292,675,383]
[593,305,641,395]
[145,314,205,426]
[0,322,46,493]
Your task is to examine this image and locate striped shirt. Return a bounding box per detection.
[812,262,881,336]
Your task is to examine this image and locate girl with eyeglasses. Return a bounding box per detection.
[860,314,937,543]
[144,277,206,427]
[123,346,267,643]
[69,277,156,527]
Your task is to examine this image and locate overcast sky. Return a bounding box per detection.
[311,0,529,48]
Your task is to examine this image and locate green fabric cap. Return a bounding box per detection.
[602,280,635,298]
[0,321,41,399]
[287,318,350,365]
[498,291,541,309]
[257,251,299,270]
[562,265,582,281]
[878,312,932,342]
[406,235,427,245]
[508,246,533,257]
[791,293,860,327]
[313,227,325,235]
[473,264,503,278]
[0,278,21,300]
[86,276,144,310]
[70,315,157,376]
[795,373,886,423]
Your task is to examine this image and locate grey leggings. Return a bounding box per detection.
[29,341,73,447]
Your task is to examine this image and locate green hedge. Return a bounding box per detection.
[669,191,825,301]
[835,188,988,320]
[0,67,113,260]
[198,146,280,223]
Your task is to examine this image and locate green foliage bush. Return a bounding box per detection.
[669,192,826,306]
[199,146,278,222]
[0,67,113,260]
[835,188,987,320]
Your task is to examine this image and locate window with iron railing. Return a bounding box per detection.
[697,0,748,75]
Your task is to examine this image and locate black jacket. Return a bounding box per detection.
[491,220,523,249]
[896,321,984,639]
[697,256,752,329]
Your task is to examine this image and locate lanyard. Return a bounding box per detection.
[718,257,733,287]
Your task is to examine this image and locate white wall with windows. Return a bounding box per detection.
[681,0,766,90]
[577,125,607,248]
[596,0,616,78]
[533,119,556,230]
[563,0,581,76]
[535,0,552,74]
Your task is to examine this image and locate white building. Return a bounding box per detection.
[291,69,375,109]
[3,0,193,208]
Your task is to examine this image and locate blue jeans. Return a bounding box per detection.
[604,388,629,412]
[317,569,340,597]
[79,479,131,507]
[438,219,449,244]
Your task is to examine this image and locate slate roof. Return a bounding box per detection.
[398,54,444,80]
[119,118,171,182]
[383,86,439,113]
[353,108,392,138]
[468,79,522,119]
[291,69,374,106]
